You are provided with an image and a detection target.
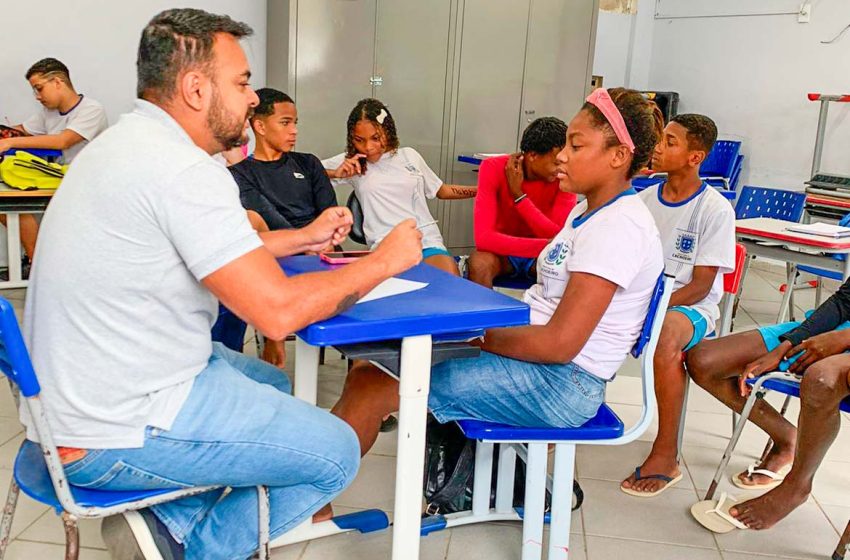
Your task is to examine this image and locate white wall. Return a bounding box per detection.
[0,1,267,127]
[593,0,655,89]
[648,0,850,189]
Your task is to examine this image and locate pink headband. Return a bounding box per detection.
[585,88,635,153]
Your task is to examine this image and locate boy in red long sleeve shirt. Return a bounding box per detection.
[468,117,577,287]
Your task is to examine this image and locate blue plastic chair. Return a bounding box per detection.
[734,185,807,221]
[702,371,850,504]
[700,140,741,190]
[419,274,674,560]
[0,297,272,560]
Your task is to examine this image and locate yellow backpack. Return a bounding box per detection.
[0,151,67,190]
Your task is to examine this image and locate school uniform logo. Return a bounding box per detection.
[544,241,570,266]
[675,232,696,254]
[671,229,699,264]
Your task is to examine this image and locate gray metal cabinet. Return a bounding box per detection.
[266,0,597,252]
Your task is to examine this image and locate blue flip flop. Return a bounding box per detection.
[621,466,684,497]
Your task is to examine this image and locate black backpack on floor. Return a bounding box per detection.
[422,416,584,515]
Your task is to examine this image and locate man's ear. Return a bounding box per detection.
[689,149,708,168]
[179,70,209,112]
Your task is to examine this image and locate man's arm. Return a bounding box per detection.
[203,219,423,340]
[668,265,719,307]
[0,129,84,152]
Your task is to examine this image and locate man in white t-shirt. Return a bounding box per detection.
[622,114,736,497]
[0,58,109,263]
[21,9,422,560]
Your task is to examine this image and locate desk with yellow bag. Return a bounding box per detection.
[0,151,63,288]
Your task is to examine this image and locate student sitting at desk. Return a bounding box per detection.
[468,117,576,288]
[323,98,476,276]
[0,58,108,265]
[621,114,736,497]
[331,87,664,482]
[686,279,850,531]
[230,88,337,230]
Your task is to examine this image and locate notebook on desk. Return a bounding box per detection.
[786,222,850,238]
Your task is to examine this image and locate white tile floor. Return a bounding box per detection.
[0,261,848,559]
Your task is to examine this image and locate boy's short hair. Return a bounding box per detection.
[25,58,72,86]
[670,113,718,153]
[520,116,567,155]
[252,88,295,120]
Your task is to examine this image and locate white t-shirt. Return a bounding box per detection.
[639,182,736,332]
[524,192,664,381]
[323,147,445,250]
[21,100,263,448]
[22,95,109,163]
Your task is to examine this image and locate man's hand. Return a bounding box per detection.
[787,330,850,373]
[371,219,423,276]
[505,153,525,199]
[302,207,353,253]
[329,153,367,179]
[0,138,14,154]
[738,342,790,396]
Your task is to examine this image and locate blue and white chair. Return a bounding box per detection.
[0,296,272,560]
[420,274,673,560]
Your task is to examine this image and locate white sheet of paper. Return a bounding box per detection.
[357,277,428,304]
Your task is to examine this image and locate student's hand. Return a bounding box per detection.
[331,154,367,179]
[0,138,14,154]
[786,330,850,373]
[505,153,525,199]
[372,219,423,276]
[738,342,790,396]
[302,207,353,252]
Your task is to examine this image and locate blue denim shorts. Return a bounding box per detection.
[428,351,606,428]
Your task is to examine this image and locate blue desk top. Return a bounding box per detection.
[281,256,530,346]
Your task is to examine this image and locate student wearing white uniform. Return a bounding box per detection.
[622,114,736,497]
[329,88,665,475]
[0,58,108,262]
[323,98,477,275]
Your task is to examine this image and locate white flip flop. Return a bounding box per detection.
[731,463,791,491]
[690,492,749,534]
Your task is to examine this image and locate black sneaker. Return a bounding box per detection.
[379,415,398,432]
[102,509,184,560]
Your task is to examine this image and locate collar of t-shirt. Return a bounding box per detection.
[572,187,637,228]
[655,180,709,208]
[134,99,196,147]
[59,94,85,116]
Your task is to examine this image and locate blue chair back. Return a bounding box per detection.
[630,273,669,358]
[734,186,806,221]
[700,140,741,179]
[0,298,40,398]
[729,155,744,191]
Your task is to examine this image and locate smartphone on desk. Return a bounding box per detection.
[319,250,372,264]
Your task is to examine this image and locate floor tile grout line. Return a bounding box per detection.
[810,494,843,536]
[9,505,52,543]
[581,532,720,551]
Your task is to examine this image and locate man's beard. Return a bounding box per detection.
[208,88,248,151]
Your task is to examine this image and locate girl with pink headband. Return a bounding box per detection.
[330,89,667,495]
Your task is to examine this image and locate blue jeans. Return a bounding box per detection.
[428,351,606,428]
[63,343,360,560]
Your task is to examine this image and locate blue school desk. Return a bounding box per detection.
[272,255,529,560]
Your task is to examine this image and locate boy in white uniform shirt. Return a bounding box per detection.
[622,114,736,497]
[0,58,108,263]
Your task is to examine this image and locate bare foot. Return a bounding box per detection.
[736,442,794,487]
[730,480,809,529]
[312,503,334,523]
[621,452,680,494]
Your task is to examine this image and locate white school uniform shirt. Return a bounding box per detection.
[323,147,446,250]
[22,95,108,163]
[639,182,736,333]
[524,191,664,381]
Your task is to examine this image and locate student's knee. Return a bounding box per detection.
[685,342,722,386]
[324,419,361,489]
[425,254,459,276]
[467,251,499,281]
[655,323,686,365]
[800,357,850,410]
